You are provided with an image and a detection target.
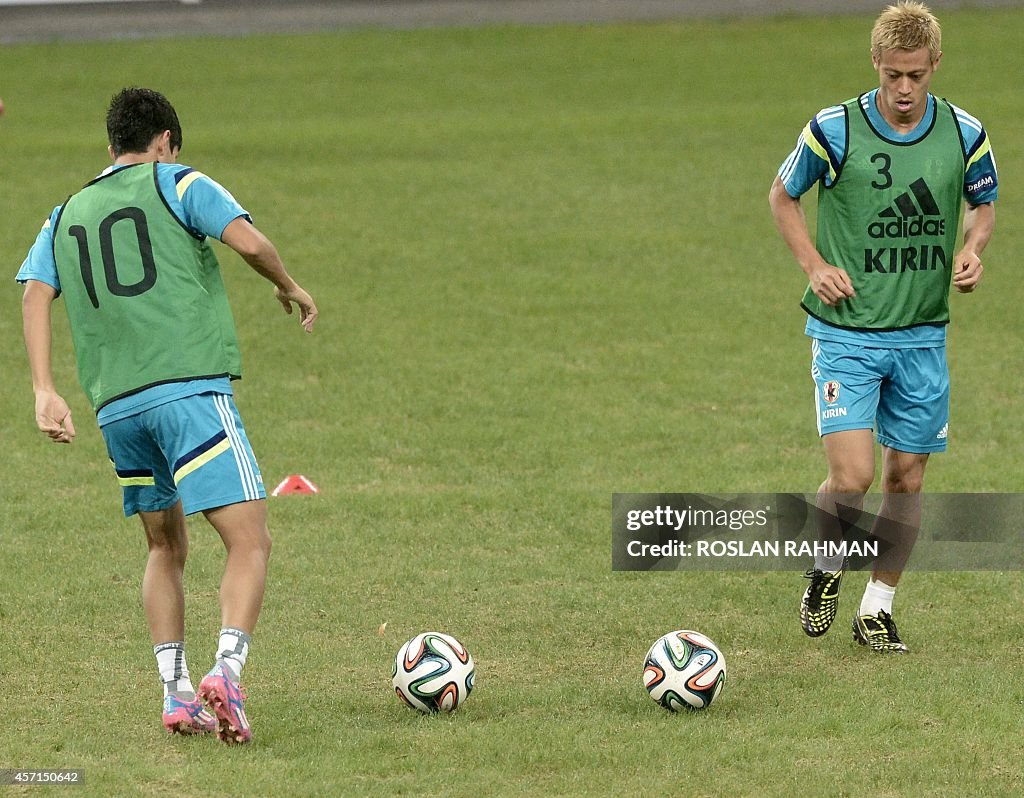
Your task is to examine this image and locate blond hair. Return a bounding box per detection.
[871,2,941,61]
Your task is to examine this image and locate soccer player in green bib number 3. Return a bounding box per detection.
[769,3,997,652]
[18,88,319,740]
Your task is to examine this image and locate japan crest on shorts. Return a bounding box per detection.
[823,381,840,404]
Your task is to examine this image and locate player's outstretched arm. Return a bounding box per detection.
[769,176,855,307]
[22,280,76,444]
[953,202,995,294]
[220,217,319,332]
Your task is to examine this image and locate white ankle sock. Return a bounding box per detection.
[814,552,846,573]
[216,627,251,682]
[859,579,896,617]
[154,641,195,698]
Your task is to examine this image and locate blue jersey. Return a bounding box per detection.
[17,163,251,424]
[777,90,998,348]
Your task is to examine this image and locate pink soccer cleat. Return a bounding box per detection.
[198,663,252,744]
[162,694,216,736]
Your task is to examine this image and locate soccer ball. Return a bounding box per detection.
[392,632,475,713]
[643,630,727,711]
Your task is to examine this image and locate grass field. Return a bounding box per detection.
[1,8,1023,797]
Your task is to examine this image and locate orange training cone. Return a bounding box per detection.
[271,475,320,496]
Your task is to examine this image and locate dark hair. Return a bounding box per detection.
[106,87,183,156]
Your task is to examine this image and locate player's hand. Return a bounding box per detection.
[953,249,983,293]
[35,391,76,444]
[274,284,318,333]
[808,263,855,307]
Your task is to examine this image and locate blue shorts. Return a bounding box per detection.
[101,392,266,517]
[810,338,949,454]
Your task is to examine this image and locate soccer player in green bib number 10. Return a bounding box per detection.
[18,88,319,741]
[769,3,997,653]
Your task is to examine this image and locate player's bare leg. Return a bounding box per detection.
[203,499,272,634]
[197,499,271,744]
[871,447,928,586]
[140,503,215,734]
[852,447,927,653]
[140,503,188,645]
[801,430,875,637]
[817,429,875,559]
[819,429,876,518]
